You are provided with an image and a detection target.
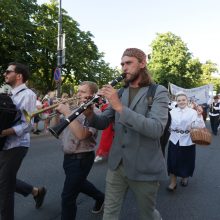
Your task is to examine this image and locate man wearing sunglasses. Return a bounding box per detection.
[0,62,46,220]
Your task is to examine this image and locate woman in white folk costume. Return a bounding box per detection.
[167,92,205,191]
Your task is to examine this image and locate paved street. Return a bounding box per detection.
[15,123,220,220]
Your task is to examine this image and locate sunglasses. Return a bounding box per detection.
[5,70,15,75]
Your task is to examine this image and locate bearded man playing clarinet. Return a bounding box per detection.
[84,48,169,220]
[54,81,104,220]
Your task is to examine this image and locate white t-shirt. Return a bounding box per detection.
[36,100,42,109]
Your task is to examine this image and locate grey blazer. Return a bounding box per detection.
[90,85,169,181]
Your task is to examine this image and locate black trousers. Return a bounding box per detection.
[209,115,219,135]
[0,147,31,220]
[61,151,104,220]
[16,179,33,197]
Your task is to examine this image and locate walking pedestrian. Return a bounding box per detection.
[54,81,105,220]
[167,92,205,191]
[0,62,47,220]
[208,95,220,135]
[85,48,169,220]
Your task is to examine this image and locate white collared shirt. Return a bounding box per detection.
[209,102,220,116]
[169,106,205,146]
[3,84,36,150]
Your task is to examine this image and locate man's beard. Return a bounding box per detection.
[5,80,11,86]
[5,78,16,88]
[124,70,140,84]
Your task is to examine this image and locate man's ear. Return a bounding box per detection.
[16,73,23,82]
[140,60,147,68]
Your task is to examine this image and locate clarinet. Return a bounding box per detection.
[49,73,126,138]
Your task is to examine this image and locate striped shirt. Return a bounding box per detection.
[3,84,36,150]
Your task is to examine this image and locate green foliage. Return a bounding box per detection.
[61,81,76,95]
[212,78,220,93]
[29,1,117,93]
[0,0,38,84]
[148,32,203,88]
[200,61,220,91]
[200,60,218,83]
[1,2,218,94]
[0,0,116,93]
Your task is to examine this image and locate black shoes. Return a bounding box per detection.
[166,184,177,192]
[92,198,104,214]
[33,187,47,209]
[33,129,41,135]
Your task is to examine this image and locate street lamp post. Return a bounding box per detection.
[57,0,63,98]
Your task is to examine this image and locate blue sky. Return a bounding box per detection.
[38,0,220,71]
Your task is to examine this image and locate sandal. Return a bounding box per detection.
[166,184,177,192]
[180,178,188,187]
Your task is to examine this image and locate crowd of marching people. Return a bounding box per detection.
[30,88,220,196]
[31,89,220,140]
[1,49,220,220]
[32,91,56,135]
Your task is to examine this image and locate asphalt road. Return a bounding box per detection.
[14,124,220,220]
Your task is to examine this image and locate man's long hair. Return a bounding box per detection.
[138,67,153,87]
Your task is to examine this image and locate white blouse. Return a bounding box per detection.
[169,106,205,146]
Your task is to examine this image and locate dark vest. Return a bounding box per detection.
[209,102,220,114]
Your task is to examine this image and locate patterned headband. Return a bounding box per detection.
[122,48,146,62]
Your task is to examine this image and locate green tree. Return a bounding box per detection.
[200,60,218,83]
[148,32,203,88]
[212,78,220,93]
[0,0,116,93]
[200,61,220,91]
[28,0,116,93]
[0,0,38,85]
